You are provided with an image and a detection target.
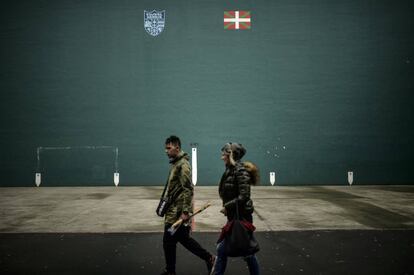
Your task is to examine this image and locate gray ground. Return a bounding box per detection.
[1,186,413,274]
[1,186,413,232]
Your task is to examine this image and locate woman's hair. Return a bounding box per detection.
[221,142,246,165]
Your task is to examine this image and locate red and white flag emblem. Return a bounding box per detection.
[224,11,251,30]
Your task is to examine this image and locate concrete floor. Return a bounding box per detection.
[1,185,413,233]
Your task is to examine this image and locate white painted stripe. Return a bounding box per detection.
[192,148,197,185]
[223,18,251,22]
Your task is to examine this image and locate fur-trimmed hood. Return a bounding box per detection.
[243,161,260,185]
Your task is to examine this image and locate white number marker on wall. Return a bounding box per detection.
[114,172,120,186]
[348,171,353,186]
[192,147,197,185]
[270,172,276,186]
[35,173,41,187]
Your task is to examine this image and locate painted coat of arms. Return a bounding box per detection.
[144,10,166,36]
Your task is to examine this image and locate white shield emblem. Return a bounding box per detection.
[144,10,166,36]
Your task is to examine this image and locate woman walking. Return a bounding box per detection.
[214,142,260,275]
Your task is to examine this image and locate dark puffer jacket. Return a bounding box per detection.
[218,161,254,220]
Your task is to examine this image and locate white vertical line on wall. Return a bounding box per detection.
[192,147,197,185]
[114,147,119,186]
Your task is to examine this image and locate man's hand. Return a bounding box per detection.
[180,212,190,221]
[220,208,227,216]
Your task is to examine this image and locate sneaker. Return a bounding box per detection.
[206,255,216,275]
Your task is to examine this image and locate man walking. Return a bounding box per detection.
[160,135,215,275]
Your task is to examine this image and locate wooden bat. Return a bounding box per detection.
[168,202,211,235]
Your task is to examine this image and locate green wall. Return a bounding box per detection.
[1,0,413,186]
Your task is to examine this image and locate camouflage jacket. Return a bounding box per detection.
[218,161,254,220]
[164,151,194,225]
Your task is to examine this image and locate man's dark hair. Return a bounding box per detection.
[165,135,181,148]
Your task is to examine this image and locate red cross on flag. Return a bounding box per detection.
[224,11,251,30]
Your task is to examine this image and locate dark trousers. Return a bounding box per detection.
[163,224,211,273]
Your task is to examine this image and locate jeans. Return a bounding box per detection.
[214,239,260,275]
[163,224,211,273]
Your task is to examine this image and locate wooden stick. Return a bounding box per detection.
[171,202,211,229]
